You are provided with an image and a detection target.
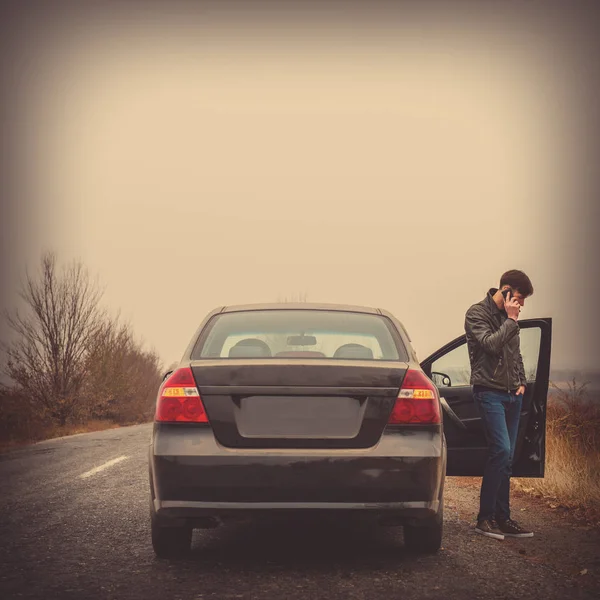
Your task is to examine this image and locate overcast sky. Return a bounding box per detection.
[4,8,598,373]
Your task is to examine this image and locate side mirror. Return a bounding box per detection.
[431,371,452,387]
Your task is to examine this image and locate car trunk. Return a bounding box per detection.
[190,359,408,449]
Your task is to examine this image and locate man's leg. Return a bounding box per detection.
[495,392,522,522]
[494,393,534,537]
[474,391,511,529]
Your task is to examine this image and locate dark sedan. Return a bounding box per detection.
[149,303,551,558]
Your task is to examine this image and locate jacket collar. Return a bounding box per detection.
[486,288,504,315]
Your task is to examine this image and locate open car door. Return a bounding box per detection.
[420,318,552,477]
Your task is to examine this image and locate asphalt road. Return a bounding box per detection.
[1,424,598,600]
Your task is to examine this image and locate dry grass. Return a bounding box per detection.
[0,418,123,452]
[0,385,151,452]
[42,419,122,439]
[513,380,600,521]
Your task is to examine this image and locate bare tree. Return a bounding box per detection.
[80,317,162,423]
[78,316,131,421]
[3,253,105,425]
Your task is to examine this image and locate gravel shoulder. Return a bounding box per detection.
[447,477,600,593]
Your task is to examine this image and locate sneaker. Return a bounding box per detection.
[496,518,534,538]
[475,519,505,540]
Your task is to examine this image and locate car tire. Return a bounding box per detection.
[150,500,192,559]
[403,503,443,554]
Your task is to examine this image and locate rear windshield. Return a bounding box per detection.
[191,310,407,361]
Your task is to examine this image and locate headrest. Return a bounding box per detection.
[333,343,374,360]
[228,338,272,358]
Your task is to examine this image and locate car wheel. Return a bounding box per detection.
[150,500,192,559]
[403,503,443,554]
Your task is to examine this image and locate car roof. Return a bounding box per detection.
[218,302,383,315]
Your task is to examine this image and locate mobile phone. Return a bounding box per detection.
[501,287,513,299]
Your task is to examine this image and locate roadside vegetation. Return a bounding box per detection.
[513,379,600,523]
[0,252,163,450]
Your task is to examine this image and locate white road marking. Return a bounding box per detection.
[79,456,129,479]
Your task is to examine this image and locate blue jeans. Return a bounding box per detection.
[474,390,523,522]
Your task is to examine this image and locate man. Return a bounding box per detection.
[464,270,535,540]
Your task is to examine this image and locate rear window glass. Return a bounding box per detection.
[191,310,407,361]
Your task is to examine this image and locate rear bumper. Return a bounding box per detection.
[153,499,440,528]
[150,425,445,525]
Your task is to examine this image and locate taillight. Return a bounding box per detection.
[388,369,440,424]
[155,367,208,423]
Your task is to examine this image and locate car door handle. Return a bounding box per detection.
[440,396,467,431]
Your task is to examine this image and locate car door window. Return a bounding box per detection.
[430,343,471,387]
[519,326,541,380]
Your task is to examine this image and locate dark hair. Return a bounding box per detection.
[500,270,534,297]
